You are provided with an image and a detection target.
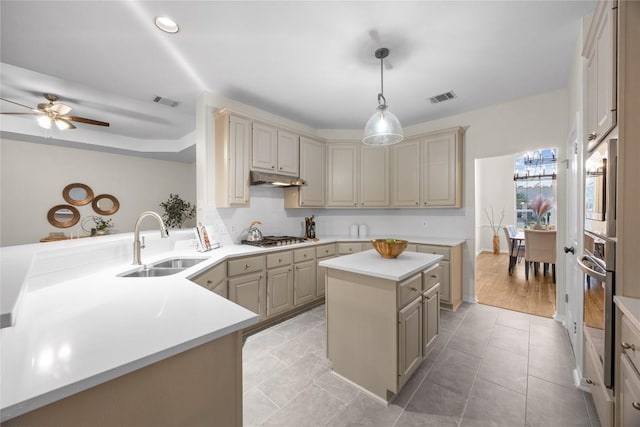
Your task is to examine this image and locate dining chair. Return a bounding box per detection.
[503,226,525,275]
[524,229,557,282]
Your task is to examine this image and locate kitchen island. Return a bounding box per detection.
[320,249,442,403]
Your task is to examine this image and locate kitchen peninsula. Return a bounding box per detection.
[320,250,442,402]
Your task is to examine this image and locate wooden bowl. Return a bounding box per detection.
[371,239,408,258]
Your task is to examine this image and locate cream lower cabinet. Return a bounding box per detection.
[265,251,293,318]
[422,267,440,352]
[398,295,423,388]
[337,242,365,255]
[315,244,337,297]
[228,255,266,320]
[619,355,640,427]
[413,243,462,311]
[584,326,613,427]
[293,247,316,306]
[190,262,227,298]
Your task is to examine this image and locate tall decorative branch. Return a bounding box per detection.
[484,207,505,236]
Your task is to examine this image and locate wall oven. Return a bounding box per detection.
[579,138,617,389]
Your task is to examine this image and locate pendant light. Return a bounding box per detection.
[362,47,403,146]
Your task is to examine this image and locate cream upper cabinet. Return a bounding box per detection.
[327,143,359,207]
[215,111,251,207]
[583,0,617,146]
[360,145,390,207]
[251,121,278,172]
[391,138,421,207]
[285,136,326,207]
[251,122,299,176]
[277,130,300,176]
[420,128,462,207]
[327,143,389,207]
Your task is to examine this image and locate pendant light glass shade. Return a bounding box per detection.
[362,106,403,145]
[362,47,403,146]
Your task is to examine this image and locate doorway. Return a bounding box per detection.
[474,152,558,318]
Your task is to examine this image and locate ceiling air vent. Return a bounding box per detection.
[153,96,179,107]
[429,91,457,104]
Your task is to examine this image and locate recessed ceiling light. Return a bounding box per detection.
[154,16,179,34]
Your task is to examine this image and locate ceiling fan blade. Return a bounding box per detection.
[66,115,110,127]
[1,97,37,111]
[55,118,76,130]
[49,103,72,115]
[0,112,41,115]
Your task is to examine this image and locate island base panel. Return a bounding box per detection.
[326,269,399,402]
[2,332,243,427]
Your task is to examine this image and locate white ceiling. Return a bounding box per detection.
[0,1,596,161]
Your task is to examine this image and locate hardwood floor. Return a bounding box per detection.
[475,251,556,318]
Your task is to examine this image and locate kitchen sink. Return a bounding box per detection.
[118,257,209,278]
[119,267,186,278]
[150,257,208,269]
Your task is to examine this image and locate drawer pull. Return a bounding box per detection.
[207,280,213,286]
[410,287,418,292]
[585,378,594,385]
[304,254,307,257]
[431,275,437,279]
[244,264,250,270]
[633,402,640,411]
[278,258,282,263]
[622,342,636,351]
[425,295,436,302]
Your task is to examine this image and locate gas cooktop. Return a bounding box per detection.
[241,236,307,247]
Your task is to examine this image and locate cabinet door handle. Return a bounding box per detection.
[207,280,213,286]
[271,165,275,169]
[622,342,636,351]
[278,258,282,263]
[585,378,594,385]
[304,254,307,258]
[245,264,250,269]
[588,132,598,141]
[633,402,640,411]
[415,202,419,205]
[410,287,418,292]
[425,295,436,302]
[431,275,437,278]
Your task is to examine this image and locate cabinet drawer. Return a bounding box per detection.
[417,244,450,260]
[422,264,440,291]
[584,339,614,427]
[337,242,363,255]
[622,315,640,371]
[294,247,315,263]
[266,250,293,269]
[228,256,265,277]
[398,274,423,309]
[316,244,336,258]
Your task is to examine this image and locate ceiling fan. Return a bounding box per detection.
[0,93,109,130]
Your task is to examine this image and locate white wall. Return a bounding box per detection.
[475,154,518,254]
[0,138,196,246]
[198,89,569,304]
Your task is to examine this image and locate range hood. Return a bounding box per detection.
[249,171,306,187]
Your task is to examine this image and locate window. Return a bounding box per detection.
[514,148,557,230]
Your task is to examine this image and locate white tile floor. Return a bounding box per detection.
[242,303,601,427]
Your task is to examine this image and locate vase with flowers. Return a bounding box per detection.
[484,207,505,254]
[530,195,553,229]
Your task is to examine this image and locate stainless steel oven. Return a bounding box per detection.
[580,138,617,389]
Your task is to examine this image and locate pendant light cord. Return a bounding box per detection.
[378,55,387,109]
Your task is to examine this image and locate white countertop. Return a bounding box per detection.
[615,296,640,331]
[319,249,442,282]
[0,234,463,421]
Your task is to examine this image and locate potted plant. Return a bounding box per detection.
[159,194,196,229]
[484,207,505,254]
[94,216,113,235]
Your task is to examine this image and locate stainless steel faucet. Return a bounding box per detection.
[133,211,169,265]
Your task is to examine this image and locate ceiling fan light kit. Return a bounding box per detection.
[362,47,403,146]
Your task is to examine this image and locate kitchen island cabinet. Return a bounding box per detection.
[320,250,442,402]
[2,332,243,427]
